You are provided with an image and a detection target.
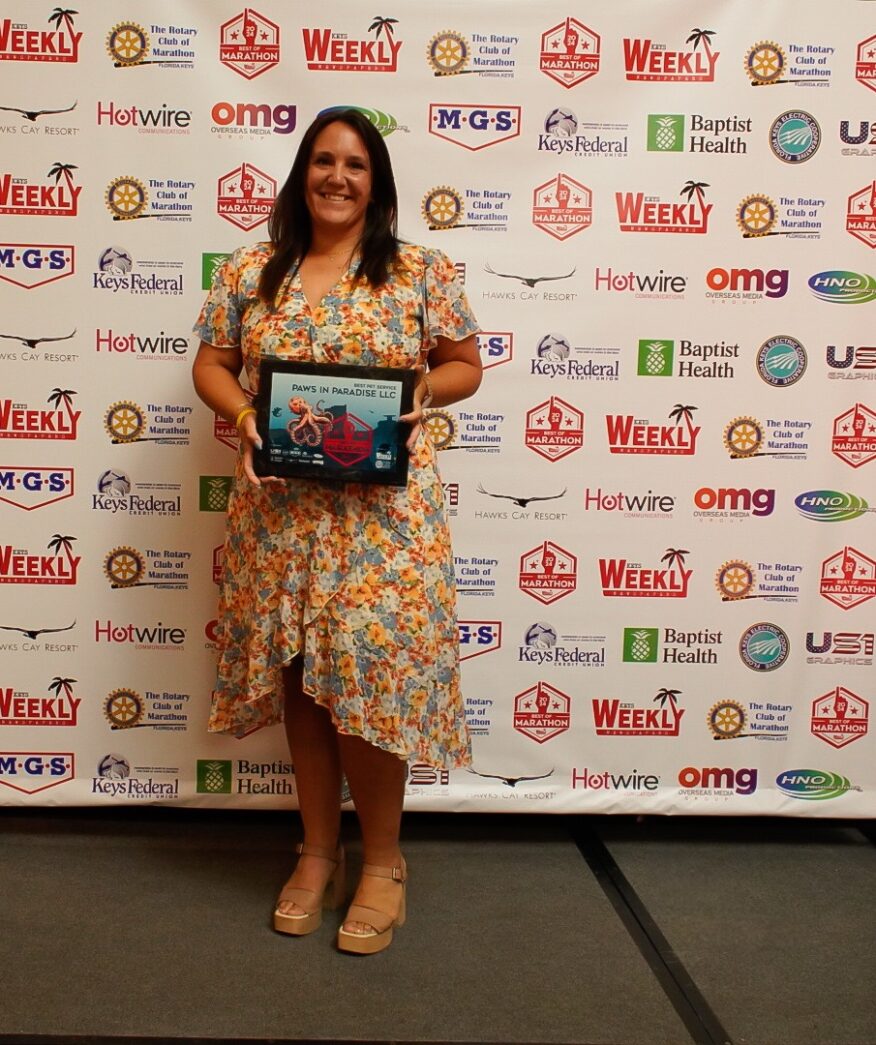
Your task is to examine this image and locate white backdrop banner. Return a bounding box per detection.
[1,0,874,814]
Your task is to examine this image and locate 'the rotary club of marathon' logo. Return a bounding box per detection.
[744,40,833,88]
[856,35,876,93]
[0,388,79,440]
[305,17,401,73]
[846,182,876,248]
[103,401,191,446]
[819,546,876,610]
[599,548,692,599]
[103,687,189,731]
[624,28,719,82]
[421,185,510,232]
[103,546,190,591]
[0,752,74,794]
[715,559,800,603]
[106,21,195,69]
[769,111,821,163]
[832,403,876,467]
[738,622,789,671]
[524,396,583,461]
[723,415,809,460]
[217,163,276,231]
[0,162,80,217]
[428,105,520,151]
[0,8,81,63]
[811,687,869,748]
[104,176,194,221]
[0,243,74,289]
[426,29,516,78]
[736,194,822,240]
[220,9,279,79]
[706,699,789,742]
[519,541,577,605]
[756,335,807,387]
[532,174,592,240]
[513,682,570,743]
[539,19,600,87]
[616,181,711,234]
[0,467,73,510]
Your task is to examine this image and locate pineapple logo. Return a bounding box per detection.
[648,114,685,152]
[197,759,232,794]
[638,340,674,377]
[199,475,233,512]
[201,252,230,290]
[623,627,659,663]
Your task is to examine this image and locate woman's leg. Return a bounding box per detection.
[337,733,407,934]
[277,661,343,914]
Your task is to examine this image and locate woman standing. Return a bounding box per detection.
[192,110,481,954]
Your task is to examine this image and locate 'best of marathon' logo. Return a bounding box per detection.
[513,682,570,743]
[616,181,711,233]
[217,163,276,231]
[524,396,583,461]
[519,541,577,605]
[539,19,600,87]
[856,35,876,94]
[606,404,700,456]
[811,687,869,748]
[532,174,592,240]
[0,9,81,63]
[624,28,718,82]
[0,162,79,216]
[0,535,80,585]
[0,389,79,440]
[592,689,685,736]
[303,17,401,72]
[219,9,279,79]
[819,546,876,610]
[600,548,692,599]
[832,404,876,467]
[0,677,80,726]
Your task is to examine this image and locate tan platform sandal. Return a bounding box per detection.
[273,842,346,936]
[336,859,407,955]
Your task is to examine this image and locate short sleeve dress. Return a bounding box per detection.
[193,242,478,768]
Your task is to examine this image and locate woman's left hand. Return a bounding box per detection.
[399,365,428,452]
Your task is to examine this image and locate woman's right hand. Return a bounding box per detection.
[239,413,281,487]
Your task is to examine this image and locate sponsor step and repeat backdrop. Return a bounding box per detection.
[1,1,874,814]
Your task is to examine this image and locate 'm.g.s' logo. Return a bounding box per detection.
[0,244,74,289]
[429,105,520,150]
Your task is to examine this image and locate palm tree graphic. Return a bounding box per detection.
[686,28,715,56]
[47,162,78,190]
[653,688,681,710]
[47,533,77,570]
[49,676,77,700]
[47,388,77,426]
[369,16,398,40]
[48,8,78,34]
[669,403,697,440]
[681,180,710,225]
[661,548,689,572]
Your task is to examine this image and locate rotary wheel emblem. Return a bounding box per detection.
[422,186,463,230]
[423,409,455,450]
[745,41,786,85]
[724,416,763,458]
[708,700,747,739]
[107,23,150,66]
[737,194,776,236]
[716,560,756,600]
[427,31,470,75]
[105,176,148,220]
[104,546,145,588]
[105,401,145,443]
[104,688,144,729]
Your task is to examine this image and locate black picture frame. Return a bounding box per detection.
[253,359,415,486]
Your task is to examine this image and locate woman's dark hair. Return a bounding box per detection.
[258,108,399,305]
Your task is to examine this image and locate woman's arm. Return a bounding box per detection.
[403,333,482,449]
[192,340,267,486]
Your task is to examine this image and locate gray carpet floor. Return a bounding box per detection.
[0,811,872,1045]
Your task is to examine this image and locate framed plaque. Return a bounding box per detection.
[253,359,416,485]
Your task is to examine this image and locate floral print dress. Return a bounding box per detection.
[193,243,479,767]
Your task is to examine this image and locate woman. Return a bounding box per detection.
[192,110,482,954]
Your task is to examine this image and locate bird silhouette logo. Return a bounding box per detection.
[468,768,555,788]
[0,330,75,350]
[484,262,576,287]
[0,100,77,122]
[0,620,75,640]
[477,483,567,508]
